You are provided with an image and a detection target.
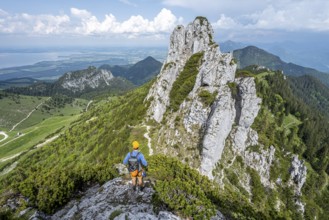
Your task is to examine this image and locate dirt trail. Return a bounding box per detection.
[143,125,153,155]
[0,162,18,176]
[35,134,60,148]
[10,98,49,132]
[86,100,93,111]
[0,131,8,143]
[0,152,23,163]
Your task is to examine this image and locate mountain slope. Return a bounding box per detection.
[233,46,329,87]
[100,56,162,85]
[288,75,329,119]
[1,17,329,220]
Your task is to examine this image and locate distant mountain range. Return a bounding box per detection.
[0,57,128,81]
[233,46,329,88]
[100,56,162,85]
[4,56,162,98]
[221,40,329,73]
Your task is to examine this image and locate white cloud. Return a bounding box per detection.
[0,8,179,38]
[211,0,329,32]
[119,0,137,7]
[70,8,92,19]
[212,14,241,30]
[0,9,70,34]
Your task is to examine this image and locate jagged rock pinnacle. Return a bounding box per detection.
[146,16,218,123]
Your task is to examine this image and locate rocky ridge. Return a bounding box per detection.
[144,16,307,214]
[145,17,261,179]
[49,178,178,220]
[59,67,114,93]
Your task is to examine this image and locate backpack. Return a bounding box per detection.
[128,152,140,174]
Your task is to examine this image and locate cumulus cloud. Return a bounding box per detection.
[212,0,329,32]
[0,10,70,34]
[162,0,329,32]
[0,8,179,38]
[212,14,241,30]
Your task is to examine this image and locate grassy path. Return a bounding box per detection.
[9,98,49,132]
[143,125,153,155]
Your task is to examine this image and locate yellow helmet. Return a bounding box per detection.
[132,141,139,149]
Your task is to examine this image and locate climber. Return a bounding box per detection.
[123,141,148,191]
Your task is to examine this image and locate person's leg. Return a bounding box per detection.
[131,176,137,190]
[137,171,144,191]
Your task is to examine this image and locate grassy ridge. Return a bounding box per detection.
[0,81,152,213]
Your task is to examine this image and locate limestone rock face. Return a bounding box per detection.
[146,18,215,123]
[244,146,276,187]
[145,17,262,180]
[200,87,236,178]
[144,17,309,217]
[50,178,179,220]
[60,68,114,93]
[289,155,307,193]
[46,177,225,220]
[288,155,307,213]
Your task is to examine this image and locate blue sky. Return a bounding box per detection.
[0,0,329,47]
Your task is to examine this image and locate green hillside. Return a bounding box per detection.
[288,75,329,119]
[233,46,329,87]
[0,92,89,178]
[0,66,328,219]
[0,92,88,131]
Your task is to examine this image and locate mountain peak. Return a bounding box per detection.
[166,16,215,65]
[143,56,157,61]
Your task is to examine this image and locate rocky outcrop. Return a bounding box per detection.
[45,177,224,220]
[50,178,179,220]
[143,16,310,217]
[60,67,114,93]
[289,155,307,193]
[145,17,263,180]
[200,87,236,178]
[244,146,276,187]
[289,155,307,213]
[146,17,215,123]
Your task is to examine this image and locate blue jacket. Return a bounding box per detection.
[123,150,148,168]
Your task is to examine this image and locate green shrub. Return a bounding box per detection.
[235,70,254,78]
[155,179,216,219]
[169,52,204,111]
[148,155,269,220]
[109,209,123,220]
[227,82,238,97]
[198,90,218,106]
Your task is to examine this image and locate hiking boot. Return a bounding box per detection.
[132,185,136,191]
[140,186,145,192]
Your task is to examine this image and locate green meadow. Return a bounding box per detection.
[0,94,89,173]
